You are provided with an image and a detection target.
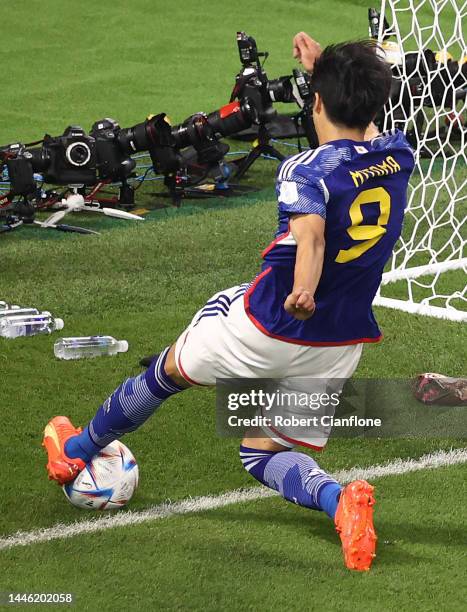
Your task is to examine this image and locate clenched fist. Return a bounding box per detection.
[284,287,316,320]
[292,32,322,73]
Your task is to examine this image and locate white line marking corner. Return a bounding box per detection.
[1,447,466,551]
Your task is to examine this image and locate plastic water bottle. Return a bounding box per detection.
[0,306,39,319]
[0,305,20,316]
[54,336,129,360]
[0,312,64,338]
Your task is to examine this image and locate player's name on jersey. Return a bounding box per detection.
[349,155,401,187]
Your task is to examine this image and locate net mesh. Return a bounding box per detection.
[374,0,466,321]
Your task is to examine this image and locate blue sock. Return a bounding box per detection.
[65,348,185,462]
[240,445,342,519]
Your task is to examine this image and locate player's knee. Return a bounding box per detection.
[241,428,290,452]
[239,443,266,482]
[163,344,190,388]
[239,440,286,485]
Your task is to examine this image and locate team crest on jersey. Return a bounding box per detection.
[279,181,299,204]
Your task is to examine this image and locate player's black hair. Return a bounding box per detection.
[311,40,392,129]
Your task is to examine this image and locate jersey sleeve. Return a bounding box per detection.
[276,165,328,219]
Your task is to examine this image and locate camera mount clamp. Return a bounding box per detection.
[0,185,144,235]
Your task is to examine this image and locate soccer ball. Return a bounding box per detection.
[63,440,139,510]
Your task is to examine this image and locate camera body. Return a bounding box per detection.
[369,8,467,145]
[231,32,314,128]
[1,143,37,196]
[38,126,97,185]
[231,32,277,123]
[0,126,97,196]
[375,48,467,143]
[90,118,136,181]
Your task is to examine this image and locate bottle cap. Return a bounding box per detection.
[55,318,65,330]
[117,340,129,353]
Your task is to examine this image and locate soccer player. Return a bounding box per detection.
[43,35,414,571]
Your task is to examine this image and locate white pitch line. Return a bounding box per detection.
[1,447,466,551]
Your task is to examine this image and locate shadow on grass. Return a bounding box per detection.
[201,501,465,568]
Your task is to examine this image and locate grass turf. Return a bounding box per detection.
[1,0,466,610]
[2,466,466,611]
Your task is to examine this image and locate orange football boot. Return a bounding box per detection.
[43,416,86,484]
[334,479,377,571]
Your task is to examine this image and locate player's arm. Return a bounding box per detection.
[292,32,322,73]
[284,213,325,320]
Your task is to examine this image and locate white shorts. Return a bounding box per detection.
[175,285,363,449]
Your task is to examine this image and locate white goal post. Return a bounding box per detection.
[373,0,467,322]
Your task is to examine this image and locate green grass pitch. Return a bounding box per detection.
[1,1,466,610]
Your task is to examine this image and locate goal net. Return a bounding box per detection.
[373,0,466,322]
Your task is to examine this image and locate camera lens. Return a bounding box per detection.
[207,101,254,136]
[268,77,293,103]
[171,124,189,148]
[118,122,154,155]
[171,114,212,150]
[66,141,91,167]
[25,146,50,172]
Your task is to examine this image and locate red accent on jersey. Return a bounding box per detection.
[267,423,326,451]
[261,224,291,258]
[244,267,383,347]
[176,332,208,386]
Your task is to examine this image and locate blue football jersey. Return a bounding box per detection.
[244,129,415,345]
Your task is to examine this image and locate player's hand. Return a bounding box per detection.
[284,287,316,320]
[292,32,322,73]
